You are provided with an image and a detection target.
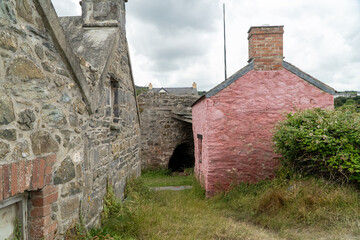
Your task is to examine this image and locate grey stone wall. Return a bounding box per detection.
[138,92,198,169]
[0,0,140,238]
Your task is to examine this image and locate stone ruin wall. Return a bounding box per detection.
[138,92,198,169]
[0,0,140,238]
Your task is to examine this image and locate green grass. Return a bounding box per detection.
[211,178,360,239]
[67,171,360,240]
[87,177,281,240]
[141,168,194,187]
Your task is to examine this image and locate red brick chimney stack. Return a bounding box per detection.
[248,26,284,71]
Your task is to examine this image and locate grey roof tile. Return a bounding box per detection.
[150,87,197,95]
[192,60,336,107]
[282,61,336,95]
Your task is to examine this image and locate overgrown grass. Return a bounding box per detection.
[212,177,360,238]
[67,171,360,240]
[90,176,281,240]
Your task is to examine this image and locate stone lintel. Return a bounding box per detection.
[83,21,118,28]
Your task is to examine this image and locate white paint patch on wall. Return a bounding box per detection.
[73,151,83,164]
[0,204,17,239]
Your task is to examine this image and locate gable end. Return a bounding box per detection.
[282,61,336,95]
[206,61,254,98]
[191,62,254,106]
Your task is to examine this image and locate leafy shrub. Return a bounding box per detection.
[273,108,360,182]
[334,95,360,110]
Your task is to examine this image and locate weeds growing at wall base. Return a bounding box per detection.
[66,170,360,239]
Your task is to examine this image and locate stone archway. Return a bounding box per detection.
[168,143,195,172]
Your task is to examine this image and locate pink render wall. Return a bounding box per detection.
[192,69,334,196]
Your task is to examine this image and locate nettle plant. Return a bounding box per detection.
[273,107,360,183]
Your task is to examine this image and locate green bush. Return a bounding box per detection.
[335,96,360,111]
[273,108,360,182]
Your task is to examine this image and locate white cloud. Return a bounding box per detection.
[52,0,81,17]
[52,0,360,91]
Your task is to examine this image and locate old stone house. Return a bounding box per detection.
[0,0,140,239]
[138,83,198,170]
[192,26,335,196]
[148,82,198,95]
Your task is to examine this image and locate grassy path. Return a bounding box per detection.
[81,170,360,240]
[133,188,283,240]
[135,170,360,240]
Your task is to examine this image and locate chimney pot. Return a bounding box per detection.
[248,25,284,71]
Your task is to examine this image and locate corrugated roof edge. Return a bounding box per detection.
[282,61,336,95]
[191,61,254,107]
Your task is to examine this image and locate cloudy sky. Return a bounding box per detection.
[53,0,360,91]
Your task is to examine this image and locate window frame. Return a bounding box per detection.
[0,193,28,240]
[197,134,203,163]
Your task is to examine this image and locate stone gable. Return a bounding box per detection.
[0,0,140,239]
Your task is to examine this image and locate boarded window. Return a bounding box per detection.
[0,194,27,240]
[197,134,203,163]
[110,75,120,121]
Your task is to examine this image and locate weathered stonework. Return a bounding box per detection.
[0,129,17,141]
[18,109,36,130]
[53,157,75,185]
[30,131,59,156]
[0,141,10,159]
[0,94,15,125]
[0,30,18,52]
[7,57,45,80]
[138,92,198,169]
[0,0,141,239]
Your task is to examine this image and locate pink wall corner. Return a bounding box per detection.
[192,98,208,188]
[192,69,334,196]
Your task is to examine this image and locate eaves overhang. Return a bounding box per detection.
[282,61,336,95]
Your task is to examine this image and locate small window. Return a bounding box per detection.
[197,134,203,163]
[0,194,28,240]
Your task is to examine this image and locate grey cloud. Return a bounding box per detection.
[146,38,208,71]
[127,1,215,74]
[149,48,203,72]
[127,0,219,34]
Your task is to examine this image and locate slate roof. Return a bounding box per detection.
[192,60,336,106]
[150,87,198,95]
[282,61,336,95]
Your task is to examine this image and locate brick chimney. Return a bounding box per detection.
[80,0,127,28]
[248,26,284,71]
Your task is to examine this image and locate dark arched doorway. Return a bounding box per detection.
[168,143,195,172]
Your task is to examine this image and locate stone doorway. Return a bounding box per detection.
[168,143,195,172]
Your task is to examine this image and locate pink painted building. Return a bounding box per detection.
[192,26,335,196]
